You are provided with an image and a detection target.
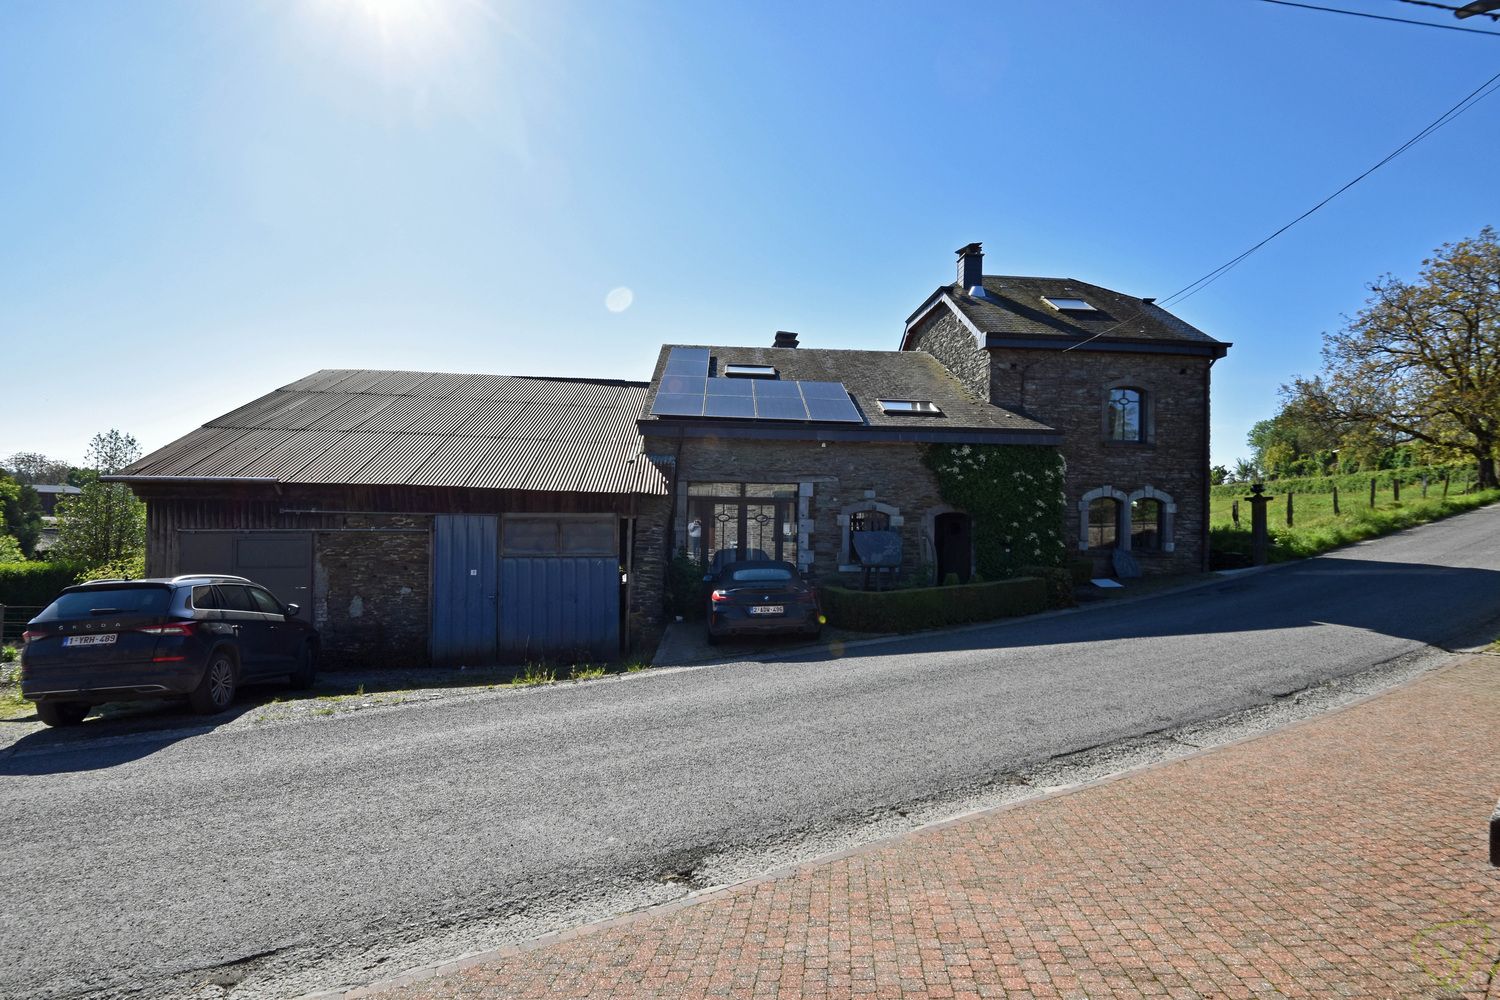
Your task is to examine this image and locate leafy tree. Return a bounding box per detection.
[0,534,23,563]
[52,431,146,568]
[0,473,42,556]
[4,452,74,486]
[1287,226,1500,488]
[1231,458,1259,483]
[1209,464,1229,486]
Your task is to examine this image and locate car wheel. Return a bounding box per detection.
[189,651,238,715]
[36,701,89,727]
[288,642,317,690]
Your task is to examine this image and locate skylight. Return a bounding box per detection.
[878,399,943,415]
[723,364,778,379]
[1042,296,1097,312]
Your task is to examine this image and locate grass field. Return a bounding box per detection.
[1209,479,1500,565]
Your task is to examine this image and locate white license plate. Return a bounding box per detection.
[63,634,117,647]
[749,605,784,615]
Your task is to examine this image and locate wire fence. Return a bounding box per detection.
[0,607,45,647]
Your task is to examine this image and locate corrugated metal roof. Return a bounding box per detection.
[120,370,668,497]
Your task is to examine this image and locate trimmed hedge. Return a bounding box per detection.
[1017,565,1075,609]
[0,561,84,611]
[819,577,1048,633]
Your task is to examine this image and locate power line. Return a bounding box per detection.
[1255,0,1500,36]
[1392,0,1500,22]
[1060,64,1500,352]
[1157,65,1500,308]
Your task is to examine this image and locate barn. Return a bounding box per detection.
[110,369,671,666]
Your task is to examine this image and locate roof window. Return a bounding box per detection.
[878,399,943,416]
[1042,296,1097,312]
[723,364,778,379]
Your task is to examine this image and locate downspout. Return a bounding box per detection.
[1202,358,1216,572]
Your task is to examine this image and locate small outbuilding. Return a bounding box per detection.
[112,369,670,666]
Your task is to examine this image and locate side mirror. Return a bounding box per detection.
[284,603,301,618]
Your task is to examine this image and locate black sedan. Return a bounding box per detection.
[705,560,822,644]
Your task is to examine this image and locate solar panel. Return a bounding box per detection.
[754,396,809,421]
[705,376,753,396]
[798,380,849,399]
[806,394,862,422]
[651,392,705,417]
[663,347,710,377]
[752,379,802,399]
[703,394,756,418]
[658,375,706,396]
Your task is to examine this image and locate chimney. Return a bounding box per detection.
[956,242,984,289]
[773,330,800,349]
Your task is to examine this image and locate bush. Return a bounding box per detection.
[665,552,708,621]
[77,552,145,584]
[1067,557,1095,585]
[819,577,1047,633]
[0,560,85,610]
[1017,565,1075,608]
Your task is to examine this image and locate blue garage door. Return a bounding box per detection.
[500,516,620,662]
[431,515,499,666]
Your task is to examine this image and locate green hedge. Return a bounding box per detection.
[0,561,84,611]
[820,577,1048,633]
[1016,565,1075,609]
[1209,463,1478,500]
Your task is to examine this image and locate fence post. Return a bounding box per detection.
[1286,491,1294,527]
[1231,500,1240,527]
[1443,472,1451,498]
[1394,478,1401,502]
[1370,477,1376,509]
[1247,484,1274,566]
[1421,475,1428,498]
[1332,485,1340,515]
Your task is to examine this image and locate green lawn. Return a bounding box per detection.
[1209,484,1500,565]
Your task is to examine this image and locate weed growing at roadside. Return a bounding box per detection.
[624,662,651,673]
[515,663,556,686]
[568,664,606,681]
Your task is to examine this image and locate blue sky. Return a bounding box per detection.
[2,0,1496,469]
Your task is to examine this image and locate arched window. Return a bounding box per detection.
[1087,498,1121,550]
[1131,498,1162,551]
[1106,388,1144,442]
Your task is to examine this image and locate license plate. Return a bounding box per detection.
[63,634,117,647]
[749,605,784,615]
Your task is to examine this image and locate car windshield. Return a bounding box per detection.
[729,566,795,583]
[35,586,172,621]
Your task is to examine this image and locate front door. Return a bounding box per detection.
[934,512,973,584]
[689,496,797,570]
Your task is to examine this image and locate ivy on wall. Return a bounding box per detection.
[923,443,1067,578]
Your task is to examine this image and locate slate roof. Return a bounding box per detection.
[641,345,1056,440]
[115,369,669,496]
[904,276,1228,353]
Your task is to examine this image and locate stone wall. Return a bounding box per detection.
[989,348,1212,574]
[313,513,432,667]
[905,305,989,400]
[907,305,1215,575]
[648,434,951,584]
[626,497,672,652]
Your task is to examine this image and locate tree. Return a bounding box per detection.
[1209,464,1228,486]
[1231,458,1259,483]
[4,451,73,485]
[0,472,42,556]
[52,431,146,569]
[1287,227,1500,488]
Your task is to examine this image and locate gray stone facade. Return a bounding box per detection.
[906,306,1213,574]
[313,514,432,667]
[646,435,951,584]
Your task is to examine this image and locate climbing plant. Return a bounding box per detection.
[923,443,1067,579]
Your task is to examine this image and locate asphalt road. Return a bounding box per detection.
[5,506,1500,1000]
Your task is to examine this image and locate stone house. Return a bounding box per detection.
[116,242,1227,664]
[901,244,1230,575]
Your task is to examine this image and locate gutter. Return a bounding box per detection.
[638,420,1062,447]
[103,475,283,484]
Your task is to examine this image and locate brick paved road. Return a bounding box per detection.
[363,656,1500,1000]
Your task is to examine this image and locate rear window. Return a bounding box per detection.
[36,586,172,621]
[729,566,795,583]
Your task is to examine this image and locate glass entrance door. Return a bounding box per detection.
[687,485,798,570]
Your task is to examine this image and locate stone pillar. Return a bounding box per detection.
[1246,483,1274,566]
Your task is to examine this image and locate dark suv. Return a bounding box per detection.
[20,575,319,727]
